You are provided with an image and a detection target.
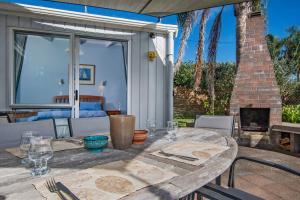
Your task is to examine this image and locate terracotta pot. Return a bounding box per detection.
[109,115,135,149]
[132,130,148,144]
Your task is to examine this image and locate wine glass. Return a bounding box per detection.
[167,121,178,141]
[19,131,39,165]
[28,136,53,176]
[146,119,156,138]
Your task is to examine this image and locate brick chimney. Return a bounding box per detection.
[230,13,282,129]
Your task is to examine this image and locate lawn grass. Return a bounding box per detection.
[174,118,195,127]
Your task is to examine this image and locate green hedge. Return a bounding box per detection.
[282,105,300,123]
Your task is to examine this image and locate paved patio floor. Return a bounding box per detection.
[220,147,300,200]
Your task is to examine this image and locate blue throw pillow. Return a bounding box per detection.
[80,102,102,110]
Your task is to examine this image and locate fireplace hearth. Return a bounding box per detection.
[240,108,270,132]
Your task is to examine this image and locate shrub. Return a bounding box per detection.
[282,105,300,123]
[174,62,236,116]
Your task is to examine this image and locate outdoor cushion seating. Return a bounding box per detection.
[0,119,56,148]
[69,116,109,137]
[194,115,234,137]
[196,156,300,200]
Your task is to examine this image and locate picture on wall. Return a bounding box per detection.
[79,64,95,85]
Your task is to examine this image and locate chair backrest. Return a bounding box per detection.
[194,115,234,137]
[0,119,56,148]
[69,117,109,137]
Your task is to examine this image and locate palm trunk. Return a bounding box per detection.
[207,7,224,114]
[174,13,193,73]
[235,2,250,66]
[193,9,210,91]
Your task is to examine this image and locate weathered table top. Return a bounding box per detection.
[0,128,238,200]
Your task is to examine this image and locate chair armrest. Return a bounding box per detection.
[228,156,300,188]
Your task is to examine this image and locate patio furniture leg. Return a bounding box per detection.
[216,175,221,185]
[179,193,195,200]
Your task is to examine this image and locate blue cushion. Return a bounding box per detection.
[80,102,102,111]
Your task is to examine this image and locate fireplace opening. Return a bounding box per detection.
[240,108,270,132]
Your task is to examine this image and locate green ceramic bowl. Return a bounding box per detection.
[83,135,108,150]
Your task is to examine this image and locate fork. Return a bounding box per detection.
[46,178,67,200]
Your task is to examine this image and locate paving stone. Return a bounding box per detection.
[241,174,274,187]
[264,183,300,199]
[231,176,280,200]
[219,146,300,200]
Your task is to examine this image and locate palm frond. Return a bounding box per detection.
[174,11,199,73]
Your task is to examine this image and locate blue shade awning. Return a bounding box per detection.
[46,0,249,17]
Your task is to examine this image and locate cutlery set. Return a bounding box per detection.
[158,151,199,161]
[46,178,79,200]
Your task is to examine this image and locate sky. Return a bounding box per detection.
[1,0,300,63]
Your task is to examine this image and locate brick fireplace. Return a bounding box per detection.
[230,13,282,131]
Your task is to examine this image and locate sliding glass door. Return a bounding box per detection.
[74,36,128,118]
[12,30,128,122]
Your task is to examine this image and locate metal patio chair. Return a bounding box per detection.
[0,119,56,148]
[196,156,300,200]
[69,116,110,137]
[194,115,235,137]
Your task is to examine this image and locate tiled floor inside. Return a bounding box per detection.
[220,147,300,200]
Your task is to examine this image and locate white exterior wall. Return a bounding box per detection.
[0,4,176,129]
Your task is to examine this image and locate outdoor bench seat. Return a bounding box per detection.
[270,122,300,153]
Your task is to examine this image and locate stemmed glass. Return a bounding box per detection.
[28,136,53,176]
[20,131,39,165]
[146,119,156,138]
[167,121,178,141]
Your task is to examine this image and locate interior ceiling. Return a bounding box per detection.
[46,0,249,17]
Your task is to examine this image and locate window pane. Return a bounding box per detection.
[14,32,70,104]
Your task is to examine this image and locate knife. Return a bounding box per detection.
[64,138,83,145]
[158,151,199,161]
[57,182,80,200]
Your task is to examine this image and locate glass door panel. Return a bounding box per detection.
[14,31,71,105]
[75,37,128,118]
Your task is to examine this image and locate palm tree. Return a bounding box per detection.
[174,11,198,73]
[234,2,250,66]
[193,9,210,91]
[207,6,224,114]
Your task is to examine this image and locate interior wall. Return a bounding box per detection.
[79,40,127,112]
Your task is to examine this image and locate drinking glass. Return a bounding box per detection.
[146,119,156,138]
[20,131,39,165]
[28,136,53,176]
[167,121,178,141]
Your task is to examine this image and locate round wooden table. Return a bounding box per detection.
[0,128,238,200]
